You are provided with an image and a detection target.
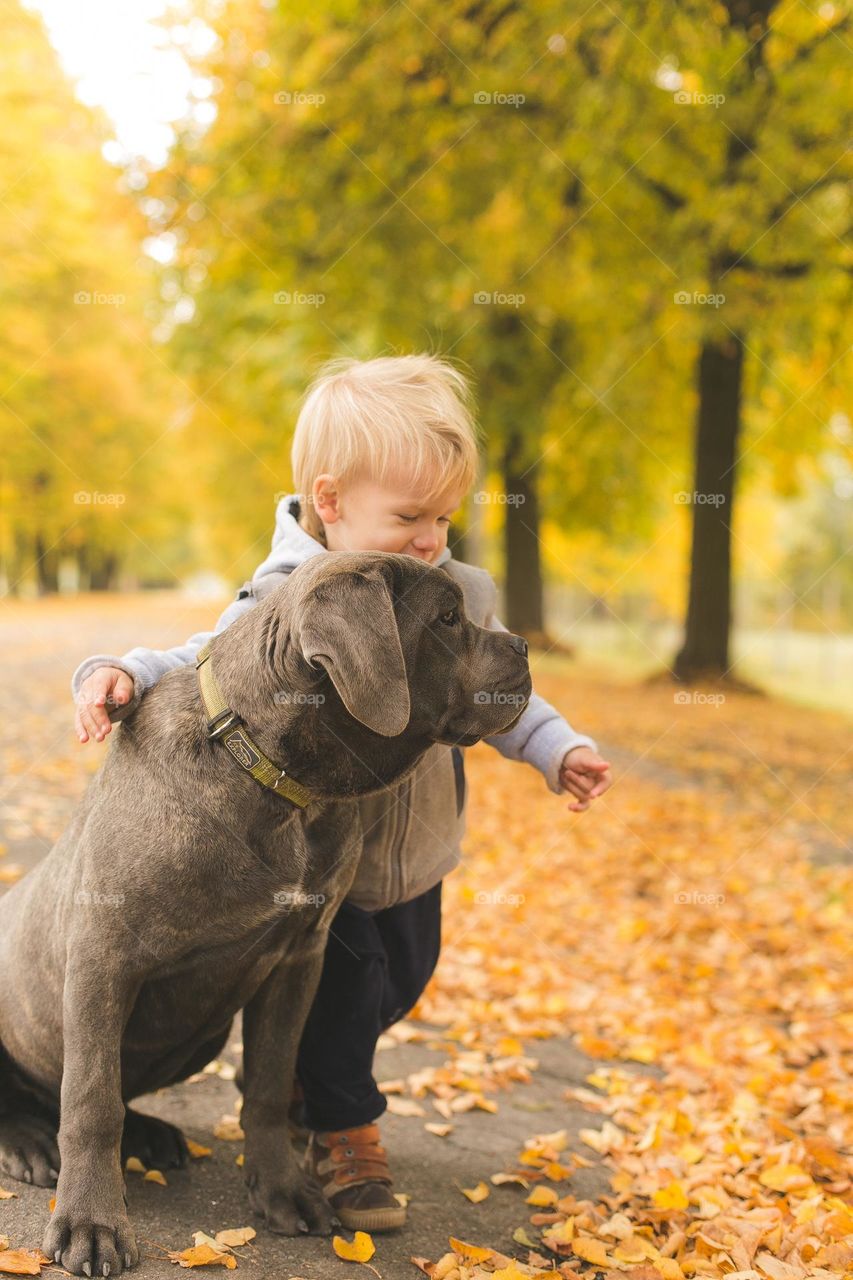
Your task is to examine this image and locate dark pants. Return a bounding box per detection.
[295,880,442,1132]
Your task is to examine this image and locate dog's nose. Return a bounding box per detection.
[508,634,528,658]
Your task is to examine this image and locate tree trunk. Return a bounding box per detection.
[502,427,545,637]
[89,552,119,591]
[447,520,467,564]
[34,533,59,594]
[674,332,744,680]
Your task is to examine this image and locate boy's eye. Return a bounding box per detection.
[397,514,418,523]
[438,607,459,627]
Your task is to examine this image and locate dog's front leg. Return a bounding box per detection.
[43,958,139,1276]
[241,938,337,1236]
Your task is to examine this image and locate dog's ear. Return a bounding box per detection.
[298,566,411,737]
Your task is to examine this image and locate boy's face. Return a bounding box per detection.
[312,473,464,563]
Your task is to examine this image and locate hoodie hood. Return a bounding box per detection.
[251,493,452,587]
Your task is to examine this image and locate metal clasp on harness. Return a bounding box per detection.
[206,708,243,740]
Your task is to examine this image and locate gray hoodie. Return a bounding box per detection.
[70,495,598,912]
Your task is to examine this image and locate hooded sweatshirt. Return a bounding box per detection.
[70,496,598,912]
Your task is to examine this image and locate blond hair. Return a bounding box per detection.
[291,353,481,542]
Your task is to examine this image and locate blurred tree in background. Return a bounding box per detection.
[2,0,851,689]
[0,0,183,593]
[148,0,851,677]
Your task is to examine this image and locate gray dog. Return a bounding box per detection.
[0,551,530,1277]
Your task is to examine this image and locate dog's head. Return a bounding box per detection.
[236,551,532,797]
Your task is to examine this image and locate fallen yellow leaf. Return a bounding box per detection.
[655,1257,685,1280]
[497,1037,524,1055]
[143,1169,167,1185]
[214,1228,255,1248]
[542,1218,575,1247]
[460,1181,489,1203]
[0,1250,51,1276]
[332,1231,375,1262]
[168,1244,236,1269]
[512,1227,538,1248]
[758,1163,812,1192]
[213,1116,244,1141]
[191,1233,223,1252]
[572,1236,610,1265]
[385,1096,426,1117]
[652,1179,689,1210]
[526,1185,558,1206]
[448,1236,494,1263]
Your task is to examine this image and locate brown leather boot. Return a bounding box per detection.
[303,1122,406,1231]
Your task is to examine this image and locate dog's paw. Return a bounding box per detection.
[121,1108,189,1170]
[43,1203,139,1277]
[0,1113,60,1187]
[246,1165,336,1236]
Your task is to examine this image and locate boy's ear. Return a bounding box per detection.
[297,566,411,737]
[312,473,341,525]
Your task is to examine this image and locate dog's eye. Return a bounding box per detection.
[438,607,459,627]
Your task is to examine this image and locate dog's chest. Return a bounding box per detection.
[124,912,321,1050]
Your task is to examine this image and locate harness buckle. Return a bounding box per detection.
[206,708,243,740]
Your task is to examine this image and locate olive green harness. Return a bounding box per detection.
[195,639,313,808]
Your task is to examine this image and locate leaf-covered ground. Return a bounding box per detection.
[0,598,850,1279]
[408,658,852,1279]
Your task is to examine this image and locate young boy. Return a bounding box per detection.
[71,354,612,1233]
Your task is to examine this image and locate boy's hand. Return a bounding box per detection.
[559,746,612,813]
[75,667,135,744]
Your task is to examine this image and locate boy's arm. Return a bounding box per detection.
[70,591,255,725]
[482,610,598,796]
